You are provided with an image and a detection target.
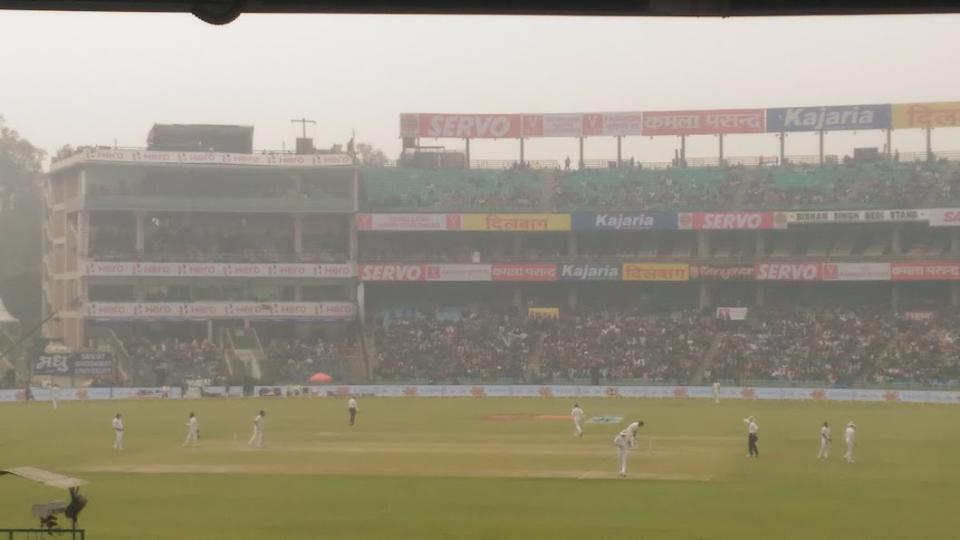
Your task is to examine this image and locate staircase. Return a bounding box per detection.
[222,327,266,383]
[539,169,558,210]
[725,168,757,210]
[691,332,726,385]
[523,333,547,382]
[87,327,131,383]
[344,331,375,384]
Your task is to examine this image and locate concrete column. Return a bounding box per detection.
[951,229,960,256]
[680,136,687,166]
[519,138,525,167]
[926,128,933,161]
[718,134,725,164]
[698,282,711,309]
[293,214,303,256]
[818,130,825,165]
[697,231,711,258]
[567,234,578,257]
[512,235,523,257]
[512,285,524,310]
[567,287,578,311]
[294,285,303,302]
[578,137,584,169]
[135,211,145,253]
[886,129,893,160]
[756,231,766,258]
[465,138,471,169]
[207,320,214,342]
[891,225,902,256]
[891,283,901,311]
[778,132,786,164]
[348,216,358,261]
[755,283,765,307]
[616,136,622,168]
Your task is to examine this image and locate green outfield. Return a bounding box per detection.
[0,396,957,539]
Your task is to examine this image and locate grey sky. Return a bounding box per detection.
[1,11,958,166]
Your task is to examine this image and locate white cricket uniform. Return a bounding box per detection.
[712,382,720,404]
[348,398,358,426]
[51,387,60,409]
[571,406,584,436]
[248,414,264,448]
[818,426,831,458]
[844,426,856,462]
[614,432,631,476]
[112,417,124,449]
[184,416,199,447]
[623,422,641,448]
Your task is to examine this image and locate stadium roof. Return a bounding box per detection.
[0,467,88,489]
[1,0,959,24]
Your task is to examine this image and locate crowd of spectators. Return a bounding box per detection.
[742,161,960,210]
[552,168,736,211]
[370,306,960,387]
[373,309,534,382]
[265,336,354,383]
[123,336,224,387]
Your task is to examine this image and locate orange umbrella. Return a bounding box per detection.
[309,372,333,383]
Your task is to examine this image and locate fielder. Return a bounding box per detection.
[348,396,358,426]
[51,384,60,410]
[818,421,831,459]
[112,413,124,450]
[712,382,720,404]
[844,421,856,463]
[248,410,265,448]
[613,420,644,477]
[744,416,759,457]
[183,412,199,447]
[571,404,584,437]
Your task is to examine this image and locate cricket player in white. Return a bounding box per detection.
[51,384,60,410]
[844,421,856,463]
[248,410,265,448]
[613,420,644,477]
[571,404,584,437]
[112,413,124,450]
[744,416,759,457]
[712,382,720,404]
[184,412,199,447]
[348,397,358,426]
[818,421,832,459]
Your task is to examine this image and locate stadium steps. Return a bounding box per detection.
[523,333,546,381]
[725,169,752,210]
[87,327,131,383]
[344,332,374,384]
[690,332,726,385]
[223,327,266,383]
[539,169,558,210]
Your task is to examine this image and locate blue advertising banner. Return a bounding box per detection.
[571,212,678,231]
[559,263,621,281]
[766,104,891,132]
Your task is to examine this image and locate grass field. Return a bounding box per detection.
[0,396,957,539]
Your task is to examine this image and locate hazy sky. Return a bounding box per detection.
[2,10,959,166]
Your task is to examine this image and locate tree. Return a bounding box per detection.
[0,116,44,326]
[356,142,389,167]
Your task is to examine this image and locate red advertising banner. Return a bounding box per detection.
[891,261,960,281]
[416,114,523,139]
[680,212,781,230]
[821,262,891,281]
[491,264,557,282]
[359,264,492,282]
[356,213,461,231]
[641,109,766,136]
[755,263,823,281]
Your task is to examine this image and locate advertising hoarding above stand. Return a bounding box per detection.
[82,261,354,278]
[83,302,355,320]
[4,385,956,404]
